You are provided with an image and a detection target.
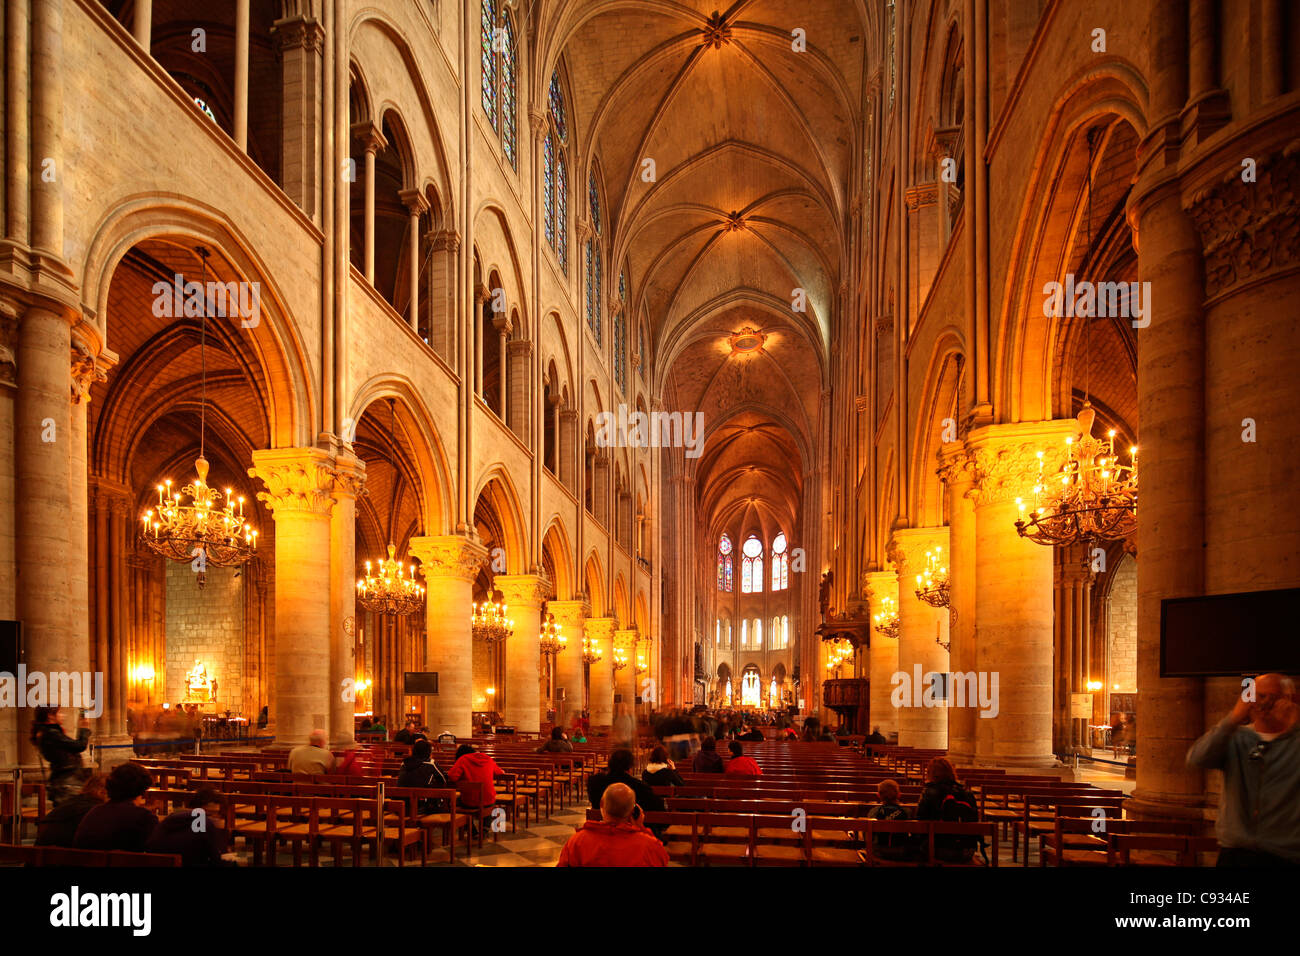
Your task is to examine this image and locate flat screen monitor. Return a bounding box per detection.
[403,672,439,695]
[1160,587,1300,677]
[0,621,19,674]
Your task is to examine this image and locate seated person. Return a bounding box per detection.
[915,757,981,863]
[73,763,157,852]
[447,744,504,828]
[397,739,451,813]
[393,720,427,745]
[557,783,669,867]
[865,726,887,745]
[641,746,685,788]
[724,740,763,776]
[868,778,913,860]
[588,749,662,816]
[146,788,236,866]
[738,726,765,742]
[288,729,336,775]
[691,736,725,773]
[537,726,574,753]
[36,773,107,847]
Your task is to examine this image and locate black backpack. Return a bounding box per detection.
[937,786,987,863]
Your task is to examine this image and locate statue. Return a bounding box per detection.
[818,570,833,619]
[184,660,215,703]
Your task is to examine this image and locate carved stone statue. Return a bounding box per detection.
[818,570,833,619]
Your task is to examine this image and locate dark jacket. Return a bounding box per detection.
[538,737,574,753]
[691,749,725,773]
[587,769,663,815]
[915,780,967,821]
[35,724,90,779]
[73,800,158,852]
[866,731,887,744]
[642,764,685,788]
[397,756,451,813]
[394,729,426,745]
[35,794,104,847]
[145,809,231,865]
[739,730,764,742]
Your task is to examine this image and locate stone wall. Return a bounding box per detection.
[1107,555,1137,694]
[164,562,245,712]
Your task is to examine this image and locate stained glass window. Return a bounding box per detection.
[718,534,733,592]
[501,13,516,168]
[543,132,556,247]
[545,69,569,272]
[549,70,567,144]
[589,171,602,235]
[614,309,626,392]
[586,171,603,344]
[556,153,568,272]
[480,0,497,125]
[772,532,788,591]
[480,2,516,169]
[638,321,646,380]
[742,535,763,593]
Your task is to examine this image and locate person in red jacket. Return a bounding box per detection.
[556,783,670,867]
[724,740,763,776]
[447,743,504,807]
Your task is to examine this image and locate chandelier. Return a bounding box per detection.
[580,635,602,665]
[825,641,852,676]
[472,589,513,644]
[538,612,566,657]
[1015,402,1137,555]
[357,543,425,616]
[914,546,950,608]
[634,640,648,676]
[612,646,628,672]
[140,248,257,587]
[355,401,424,616]
[872,595,900,641]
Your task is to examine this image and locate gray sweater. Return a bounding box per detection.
[1186,718,1300,861]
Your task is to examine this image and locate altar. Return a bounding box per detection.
[183,660,220,704]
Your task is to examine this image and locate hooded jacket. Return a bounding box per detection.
[145,809,231,865]
[448,751,503,806]
[725,755,762,776]
[556,819,670,867]
[691,748,724,773]
[642,763,684,788]
[35,724,90,778]
[1187,719,1300,861]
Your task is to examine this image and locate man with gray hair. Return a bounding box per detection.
[556,783,669,867]
[1187,673,1299,865]
[288,729,336,775]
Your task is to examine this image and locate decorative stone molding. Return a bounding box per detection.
[875,314,893,335]
[935,443,976,491]
[70,343,107,404]
[272,15,325,54]
[430,229,461,253]
[614,627,639,649]
[408,534,489,582]
[496,573,551,608]
[351,121,388,155]
[1187,148,1300,299]
[964,421,1076,508]
[398,188,430,217]
[885,526,949,574]
[506,338,532,359]
[0,306,15,388]
[584,616,617,641]
[249,447,338,516]
[701,11,732,48]
[331,453,367,500]
[905,182,939,211]
[546,599,590,629]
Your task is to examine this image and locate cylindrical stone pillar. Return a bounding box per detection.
[585,617,616,729]
[548,600,588,730]
[863,570,899,739]
[408,534,487,738]
[938,447,978,762]
[497,574,546,734]
[329,453,365,745]
[888,527,951,749]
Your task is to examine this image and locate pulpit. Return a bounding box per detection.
[822,677,871,734]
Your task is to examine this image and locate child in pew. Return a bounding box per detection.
[868,778,916,861]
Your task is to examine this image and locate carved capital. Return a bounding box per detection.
[495,572,551,609]
[875,314,893,335]
[70,343,107,404]
[431,229,461,253]
[351,121,388,155]
[886,526,949,574]
[936,442,976,492]
[408,534,489,582]
[905,182,939,211]
[398,188,430,217]
[506,338,533,359]
[0,311,14,388]
[249,447,338,517]
[614,627,639,649]
[584,616,617,641]
[331,452,367,500]
[965,421,1076,508]
[546,599,590,629]
[1187,149,1300,299]
[272,16,325,55]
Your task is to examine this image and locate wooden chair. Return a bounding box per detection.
[1108,833,1219,867]
[389,786,470,863]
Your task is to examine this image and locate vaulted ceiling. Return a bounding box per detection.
[540,0,877,540]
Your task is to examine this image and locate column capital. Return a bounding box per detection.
[614,627,639,648]
[904,182,939,211]
[584,616,617,640]
[409,534,489,581]
[398,188,430,217]
[351,120,388,155]
[430,229,461,253]
[331,451,367,500]
[249,446,338,516]
[70,341,108,405]
[885,525,950,573]
[862,569,899,602]
[506,338,532,359]
[495,572,551,609]
[964,420,1077,508]
[936,441,977,492]
[546,599,590,628]
[272,15,325,54]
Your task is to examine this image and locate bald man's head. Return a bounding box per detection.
[600,782,637,822]
[1252,673,1297,733]
[309,729,328,748]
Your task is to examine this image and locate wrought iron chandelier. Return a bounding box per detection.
[914,546,950,608]
[538,612,566,658]
[140,247,257,587]
[611,645,628,672]
[356,400,424,616]
[872,595,900,641]
[1016,127,1137,560]
[580,635,602,665]
[472,588,513,644]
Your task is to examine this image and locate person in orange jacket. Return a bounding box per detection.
[447,743,504,808]
[724,740,763,776]
[556,783,669,867]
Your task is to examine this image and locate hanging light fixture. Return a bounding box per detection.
[356,400,425,616]
[914,546,950,608]
[538,611,566,658]
[1015,127,1137,564]
[140,247,258,588]
[580,635,602,665]
[872,595,900,641]
[472,588,513,644]
[611,645,628,672]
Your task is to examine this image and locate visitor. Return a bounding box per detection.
[334,745,364,777]
[73,762,157,852]
[739,725,764,742]
[725,740,762,776]
[398,738,451,813]
[36,773,107,847]
[868,778,913,861]
[448,743,505,821]
[866,726,887,745]
[642,746,685,788]
[588,749,663,817]
[915,757,981,863]
[537,726,574,753]
[31,707,91,806]
[257,705,269,730]
[394,719,426,745]
[556,783,669,867]
[691,736,724,773]
[1187,672,1299,865]
[1111,714,1128,759]
[612,703,636,750]
[370,717,388,737]
[146,788,236,866]
[288,729,337,775]
[572,727,588,744]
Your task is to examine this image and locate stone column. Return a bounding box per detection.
[863,570,898,738]
[408,534,486,738]
[584,616,616,728]
[274,13,325,222]
[887,527,950,749]
[614,628,638,708]
[966,420,1076,768]
[249,447,337,746]
[399,188,429,331]
[548,599,588,730]
[938,445,978,762]
[507,338,531,438]
[132,0,152,51]
[352,122,388,283]
[559,408,577,492]
[233,0,250,151]
[329,452,365,745]
[496,573,547,734]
